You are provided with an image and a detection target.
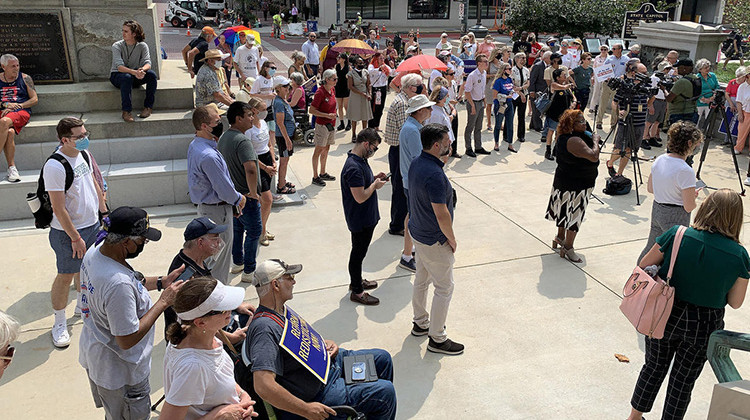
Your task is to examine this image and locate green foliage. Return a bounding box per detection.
[506,0,675,38]
[724,0,750,35]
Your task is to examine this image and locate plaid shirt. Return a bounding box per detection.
[384,92,409,146]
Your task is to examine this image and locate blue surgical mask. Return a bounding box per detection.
[330,42,335,47]
[268,68,276,77]
[75,136,90,151]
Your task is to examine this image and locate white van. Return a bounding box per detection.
[201,0,225,17]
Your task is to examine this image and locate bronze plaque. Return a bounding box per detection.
[0,11,74,83]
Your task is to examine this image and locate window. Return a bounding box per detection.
[408,0,450,19]
[468,0,494,20]
[346,0,391,20]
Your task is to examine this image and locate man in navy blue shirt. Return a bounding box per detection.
[407,123,463,356]
[341,128,387,305]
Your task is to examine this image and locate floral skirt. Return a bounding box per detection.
[544,187,594,232]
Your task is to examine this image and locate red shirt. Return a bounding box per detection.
[727,78,740,99]
[311,86,336,125]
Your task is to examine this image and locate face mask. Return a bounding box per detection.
[211,121,224,139]
[415,85,424,95]
[126,240,146,259]
[209,237,225,256]
[75,136,90,151]
[357,65,365,70]
[330,42,335,47]
[268,68,276,77]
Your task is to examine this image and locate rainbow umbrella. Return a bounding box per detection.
[215,26,262,47]
[330,39,376,56]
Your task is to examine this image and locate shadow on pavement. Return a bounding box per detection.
[537,254,587,299]
[0,329,58,385]
[391,335,440,419]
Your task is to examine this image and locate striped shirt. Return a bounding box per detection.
[613,82,650,126]
[384,92,409,146]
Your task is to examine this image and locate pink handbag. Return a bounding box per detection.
[620,225,686,339]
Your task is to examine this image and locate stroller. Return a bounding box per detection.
[292,78,318,147]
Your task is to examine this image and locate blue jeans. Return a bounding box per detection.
[669,111,698,125]
[493,101,515,144]
[232,198,262,273]
[109,70,157,112]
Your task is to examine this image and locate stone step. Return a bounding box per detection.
[15,109,195,145]
[31,60,195,115]
[0,159,305,222]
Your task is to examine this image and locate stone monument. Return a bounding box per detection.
[0,0,163,83]
[632,21,727,69]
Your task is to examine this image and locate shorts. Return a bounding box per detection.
[3,109,31,134]
[646,99,666,124]
[313,123,336,146]
[614,123,645,151]
[88,374,151,420]
[49,223,99,274]
[541,117,559,137]
[276,136,294,157]
[268,120,276,132]
[258,151,273,192]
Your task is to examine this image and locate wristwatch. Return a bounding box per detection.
[157,276,164,291]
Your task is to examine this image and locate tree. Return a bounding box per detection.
[506,0,674,38]
[724,0,750,36]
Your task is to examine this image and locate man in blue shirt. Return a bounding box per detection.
[407,123,463,356]
[187,104,246,284]
[341,129,387,305]
[398,94,435,273]
[597,43,630,131]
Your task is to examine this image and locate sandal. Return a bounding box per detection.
[507,146,517,153]
[493,143,500,151]
[277,185,296,194]
[285,181,296,188]
[560,245,583,263]
[552,236,564,249]
[260,236,270,246]
[265,231,275,240]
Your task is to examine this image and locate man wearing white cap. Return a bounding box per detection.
[244,259,397,420]
[398,94,435,273]
[195,49,233,108]
[234,33,261,89]
[78,206,186,419]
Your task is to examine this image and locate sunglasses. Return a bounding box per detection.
[0,346,14,361]
[204,309,229,317]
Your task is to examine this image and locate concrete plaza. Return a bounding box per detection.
[1,105,750,418]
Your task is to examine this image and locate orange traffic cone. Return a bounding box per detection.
[160,22,164,28]
[382,25,386,32]
[186,21,192,36]
[280,32,286,40]
[271,28,275,38]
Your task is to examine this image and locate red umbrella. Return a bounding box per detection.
[396,55,448,72]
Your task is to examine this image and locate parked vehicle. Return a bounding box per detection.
[201,0,226,17]
[166,0,211,28]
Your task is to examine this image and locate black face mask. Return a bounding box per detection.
[415,85,424,95]
[127,240,146,259]
[211,121,224,139]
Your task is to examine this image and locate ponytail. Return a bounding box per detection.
[166,321,190,345]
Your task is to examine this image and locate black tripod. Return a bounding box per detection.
[694,100,746,196]
[600,103,645,205]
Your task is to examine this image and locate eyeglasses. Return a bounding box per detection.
[203,309,229,317]
[0,346,15,361]
[370,144,379,153]
[68,131,90,140]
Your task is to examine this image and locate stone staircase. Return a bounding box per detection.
[0,60,196,222]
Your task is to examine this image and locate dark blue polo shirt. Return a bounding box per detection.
[407,151,453,245]
[340,151,379,232]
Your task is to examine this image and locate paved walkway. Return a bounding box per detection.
[2,80,750,420]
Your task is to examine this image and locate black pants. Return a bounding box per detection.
[451,112,459,153]
[575,88,590,113]
[388,145,407,232]
[630,300,725,419]
[348,225,376,294]
[513,97,527,141]
[368,86,387,128]
[530,93,544,131]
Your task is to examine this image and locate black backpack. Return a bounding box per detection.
[29,151,90,229]
[681,74,702,100]
[603,175,632,195]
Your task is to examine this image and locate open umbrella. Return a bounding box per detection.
[330,39,376,56]
[396,55,447,72]
[215,26,262,46]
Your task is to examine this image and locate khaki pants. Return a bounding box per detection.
[412,238,455,343]
[197,203,234,284]
[596,83,617,128]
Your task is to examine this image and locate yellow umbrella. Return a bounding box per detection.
[330,39,376,55]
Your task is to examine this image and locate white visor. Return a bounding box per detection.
[176,281,245,321]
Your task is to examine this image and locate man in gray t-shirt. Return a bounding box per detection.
[109,20,157,122]
[218,102,262,278]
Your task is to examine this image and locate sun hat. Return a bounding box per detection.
[657,61,672,72]
[405,94,436,114]
[200,49,229,62]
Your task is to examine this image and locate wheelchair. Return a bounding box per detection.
[291,86,317,147]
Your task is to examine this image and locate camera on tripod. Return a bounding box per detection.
[606,73,654,99]
[711,89,726,107]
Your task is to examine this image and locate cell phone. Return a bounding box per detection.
[384,172,392,180]
[351,362,366,381]
[233,205,240,216]
[176,266,196,282]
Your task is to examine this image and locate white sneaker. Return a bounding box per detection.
[230,263,244,274]
[240,271,255,283]
[744,177,750,186]
[51,323,71,348]
[7,166,20,183]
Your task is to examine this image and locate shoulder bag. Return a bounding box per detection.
[619,225,686,339]
[534,88,552,115]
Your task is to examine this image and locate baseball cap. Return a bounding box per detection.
[106,206,162,241]
[273,75,291,88]
[676,58,694,67]
[184,217,227,241]
[657,61,672,72]
[175,280,245,321]
[252,259,303,287]
[202,26,217,37]
[246,34,256,45]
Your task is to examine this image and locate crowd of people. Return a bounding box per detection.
[1,18,749,420]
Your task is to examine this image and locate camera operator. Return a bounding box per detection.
[666,59,699,125]
[643,61,674,149]
[605,62,651,177]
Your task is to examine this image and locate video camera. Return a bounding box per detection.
[654,72,675,92]
[606,73,654,103]
[712,89,726,107]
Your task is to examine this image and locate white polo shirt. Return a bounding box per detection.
[464,69,486,101]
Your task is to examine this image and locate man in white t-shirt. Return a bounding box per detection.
[44,117,106,348]
[234,34,260,88]
[79,206,185,420]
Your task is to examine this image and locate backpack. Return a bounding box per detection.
[29,151,90,229]
[722,38,734,54]
[680,74,702,100]
[603,175,632,195]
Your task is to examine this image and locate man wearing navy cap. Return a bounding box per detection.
[79,206,186,420]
